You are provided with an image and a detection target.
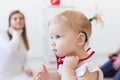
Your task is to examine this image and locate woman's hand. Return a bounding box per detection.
[8,27,23,35]
[8,27,17,35]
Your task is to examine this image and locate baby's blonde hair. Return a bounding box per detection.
[49,10,103,41]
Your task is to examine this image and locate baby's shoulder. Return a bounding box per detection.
[75,59,101,78]
[77,69,99,80]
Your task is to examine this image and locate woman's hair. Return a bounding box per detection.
[49,10,103,42]
[8,10,29,50]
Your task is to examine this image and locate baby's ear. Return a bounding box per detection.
[77,32,86,46]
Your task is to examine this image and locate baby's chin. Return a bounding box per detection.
[55,53,66,57]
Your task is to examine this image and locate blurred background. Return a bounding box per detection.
[0,1,120,79]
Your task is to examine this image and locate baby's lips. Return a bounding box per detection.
[52,49,57,51]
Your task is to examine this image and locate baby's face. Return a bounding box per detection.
[49,23,78,57]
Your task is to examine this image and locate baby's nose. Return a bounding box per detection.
[51,41,56,46]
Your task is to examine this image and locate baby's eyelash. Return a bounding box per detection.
[56,35,61,38]
[50,35,61,39]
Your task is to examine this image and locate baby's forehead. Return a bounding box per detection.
[49,22,68,30]
[49,24,76,36]
[50,15,67,24]
[49,16,78,31]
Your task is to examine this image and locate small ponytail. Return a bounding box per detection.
[89,5,104,26]
[93,13,103,23]
[89,13,104,26]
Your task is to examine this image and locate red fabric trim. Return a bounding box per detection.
[79,51,95,62]
[55,47,95,69]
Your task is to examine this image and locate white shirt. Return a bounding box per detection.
[0,30,33,80]
[58,58,103,80]
[58,53,103,80]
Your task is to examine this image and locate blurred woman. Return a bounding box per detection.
[0,10,34,80]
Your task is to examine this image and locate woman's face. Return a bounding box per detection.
[10,13,25,30]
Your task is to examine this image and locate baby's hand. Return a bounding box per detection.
[63,56,79,69]
[35,65,49,80]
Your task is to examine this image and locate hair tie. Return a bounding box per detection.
[89,18,93,22]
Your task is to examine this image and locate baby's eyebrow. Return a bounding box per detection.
[50,36,53,39]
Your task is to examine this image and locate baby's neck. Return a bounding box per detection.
[74,49,88,59]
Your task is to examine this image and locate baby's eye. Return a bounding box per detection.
[56,35,61,39]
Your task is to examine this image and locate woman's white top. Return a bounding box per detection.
[58,57,103,80]
[0,30,33,80]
